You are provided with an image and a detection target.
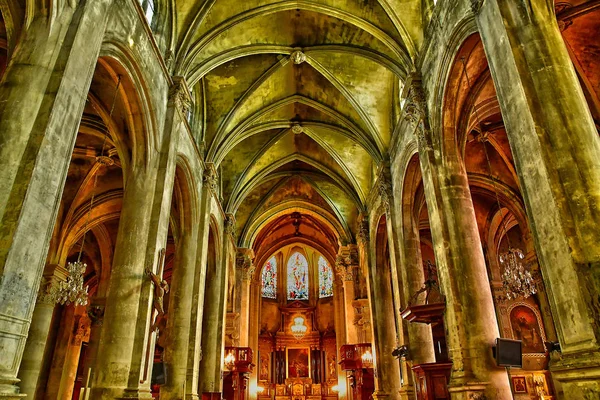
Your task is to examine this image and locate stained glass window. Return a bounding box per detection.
[318,256,334,298]
[261,256,277,299]
[287,252,309,300]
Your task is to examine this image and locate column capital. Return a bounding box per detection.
[403,77,427,126]
[335,245,360,281]
[224,213,237,240]
[202,163,218,194]
[376,165,392,214]
[356,217,369,245]
[236,248,255,281]
[169,76,192,118]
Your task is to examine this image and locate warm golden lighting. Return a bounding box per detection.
[257,386,265,393]
[361,349,373,366]
[290,316,308,340]
[224,351,236,369]
[331,385,339,393]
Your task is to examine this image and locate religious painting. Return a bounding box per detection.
[260,354,270,381]
[511,376,527,394]
[510,305,545,353]
[287,348,310,378]
[287,252,309,300]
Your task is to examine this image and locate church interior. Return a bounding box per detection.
[0,0,599,399]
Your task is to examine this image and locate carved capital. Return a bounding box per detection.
[236,248,256,281]
[403,83,427,126]
[203,163,218,193]
[356,218,370,245]
[169,76,192,117]
[335,246,359,281]
[37,264,68,305]
[376,166,392,214]
[225,213,236,239]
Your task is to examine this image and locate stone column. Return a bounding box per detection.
[362,227,402,400]
[17,265,67,398]
[161,204,200,399]
[332,276,347,400]
[90,79,183,399]
[0,2,114,398]
[236,248,255,347]
[334,246,359,344]
[475,0,600,394]
[185,166,215,400]
[405,83,511,399]
[198,217,231,396]
[396,186,435,366]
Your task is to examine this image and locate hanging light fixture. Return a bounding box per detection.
[51,76,122,306]
[460,58,536,301]
[290,316,308,340]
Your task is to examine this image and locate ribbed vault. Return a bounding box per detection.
[170,0,421,245]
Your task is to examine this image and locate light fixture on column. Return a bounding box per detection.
[291,316,308,340]
[224,350,236,370]
[460,58,536,301]
[360,349,373,368]
[51,76,122,306]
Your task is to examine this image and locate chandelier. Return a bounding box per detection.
[460,58,536,301]
[291,316,308,340]
[500,248,536,300]
[51,76,123,306]
[52,261,89,306]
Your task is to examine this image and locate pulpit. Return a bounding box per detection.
[223,347,254,400]
[412,363,452,400]
[339,344,375,400]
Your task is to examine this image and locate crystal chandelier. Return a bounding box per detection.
[361,349,373,368]
[500,248,536,300]
[50,77,123,307]
[460,58,536,301]
[291,316,308,340]
[52,261,89,306]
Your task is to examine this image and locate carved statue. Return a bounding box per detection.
[146,267,169,332]
[328,356,336,379]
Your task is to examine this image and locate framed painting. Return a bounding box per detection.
[511,376,527,394]
[287,348,310,378]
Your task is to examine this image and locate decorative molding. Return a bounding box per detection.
[376,166,392,214]
[403,83,427,126]
[291,122,304,134]
[169,76,192,117]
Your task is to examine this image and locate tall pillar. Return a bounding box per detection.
[161,198,200,399]
[404,82,511,399]
[17,265,67,398]
[236,248,255,347]
[475,0,600,394]
[198,216,230,395]
[395,184,435,366]
[90,79,183,399]
[185,166,215,400]
[334,246,359,345]
[362,220,402,400]
[0,2,113,398]
[332,276,347,400]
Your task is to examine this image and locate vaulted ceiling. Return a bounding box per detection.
[169,0,425,250]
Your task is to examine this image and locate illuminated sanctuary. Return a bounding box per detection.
[0,0,599,399]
